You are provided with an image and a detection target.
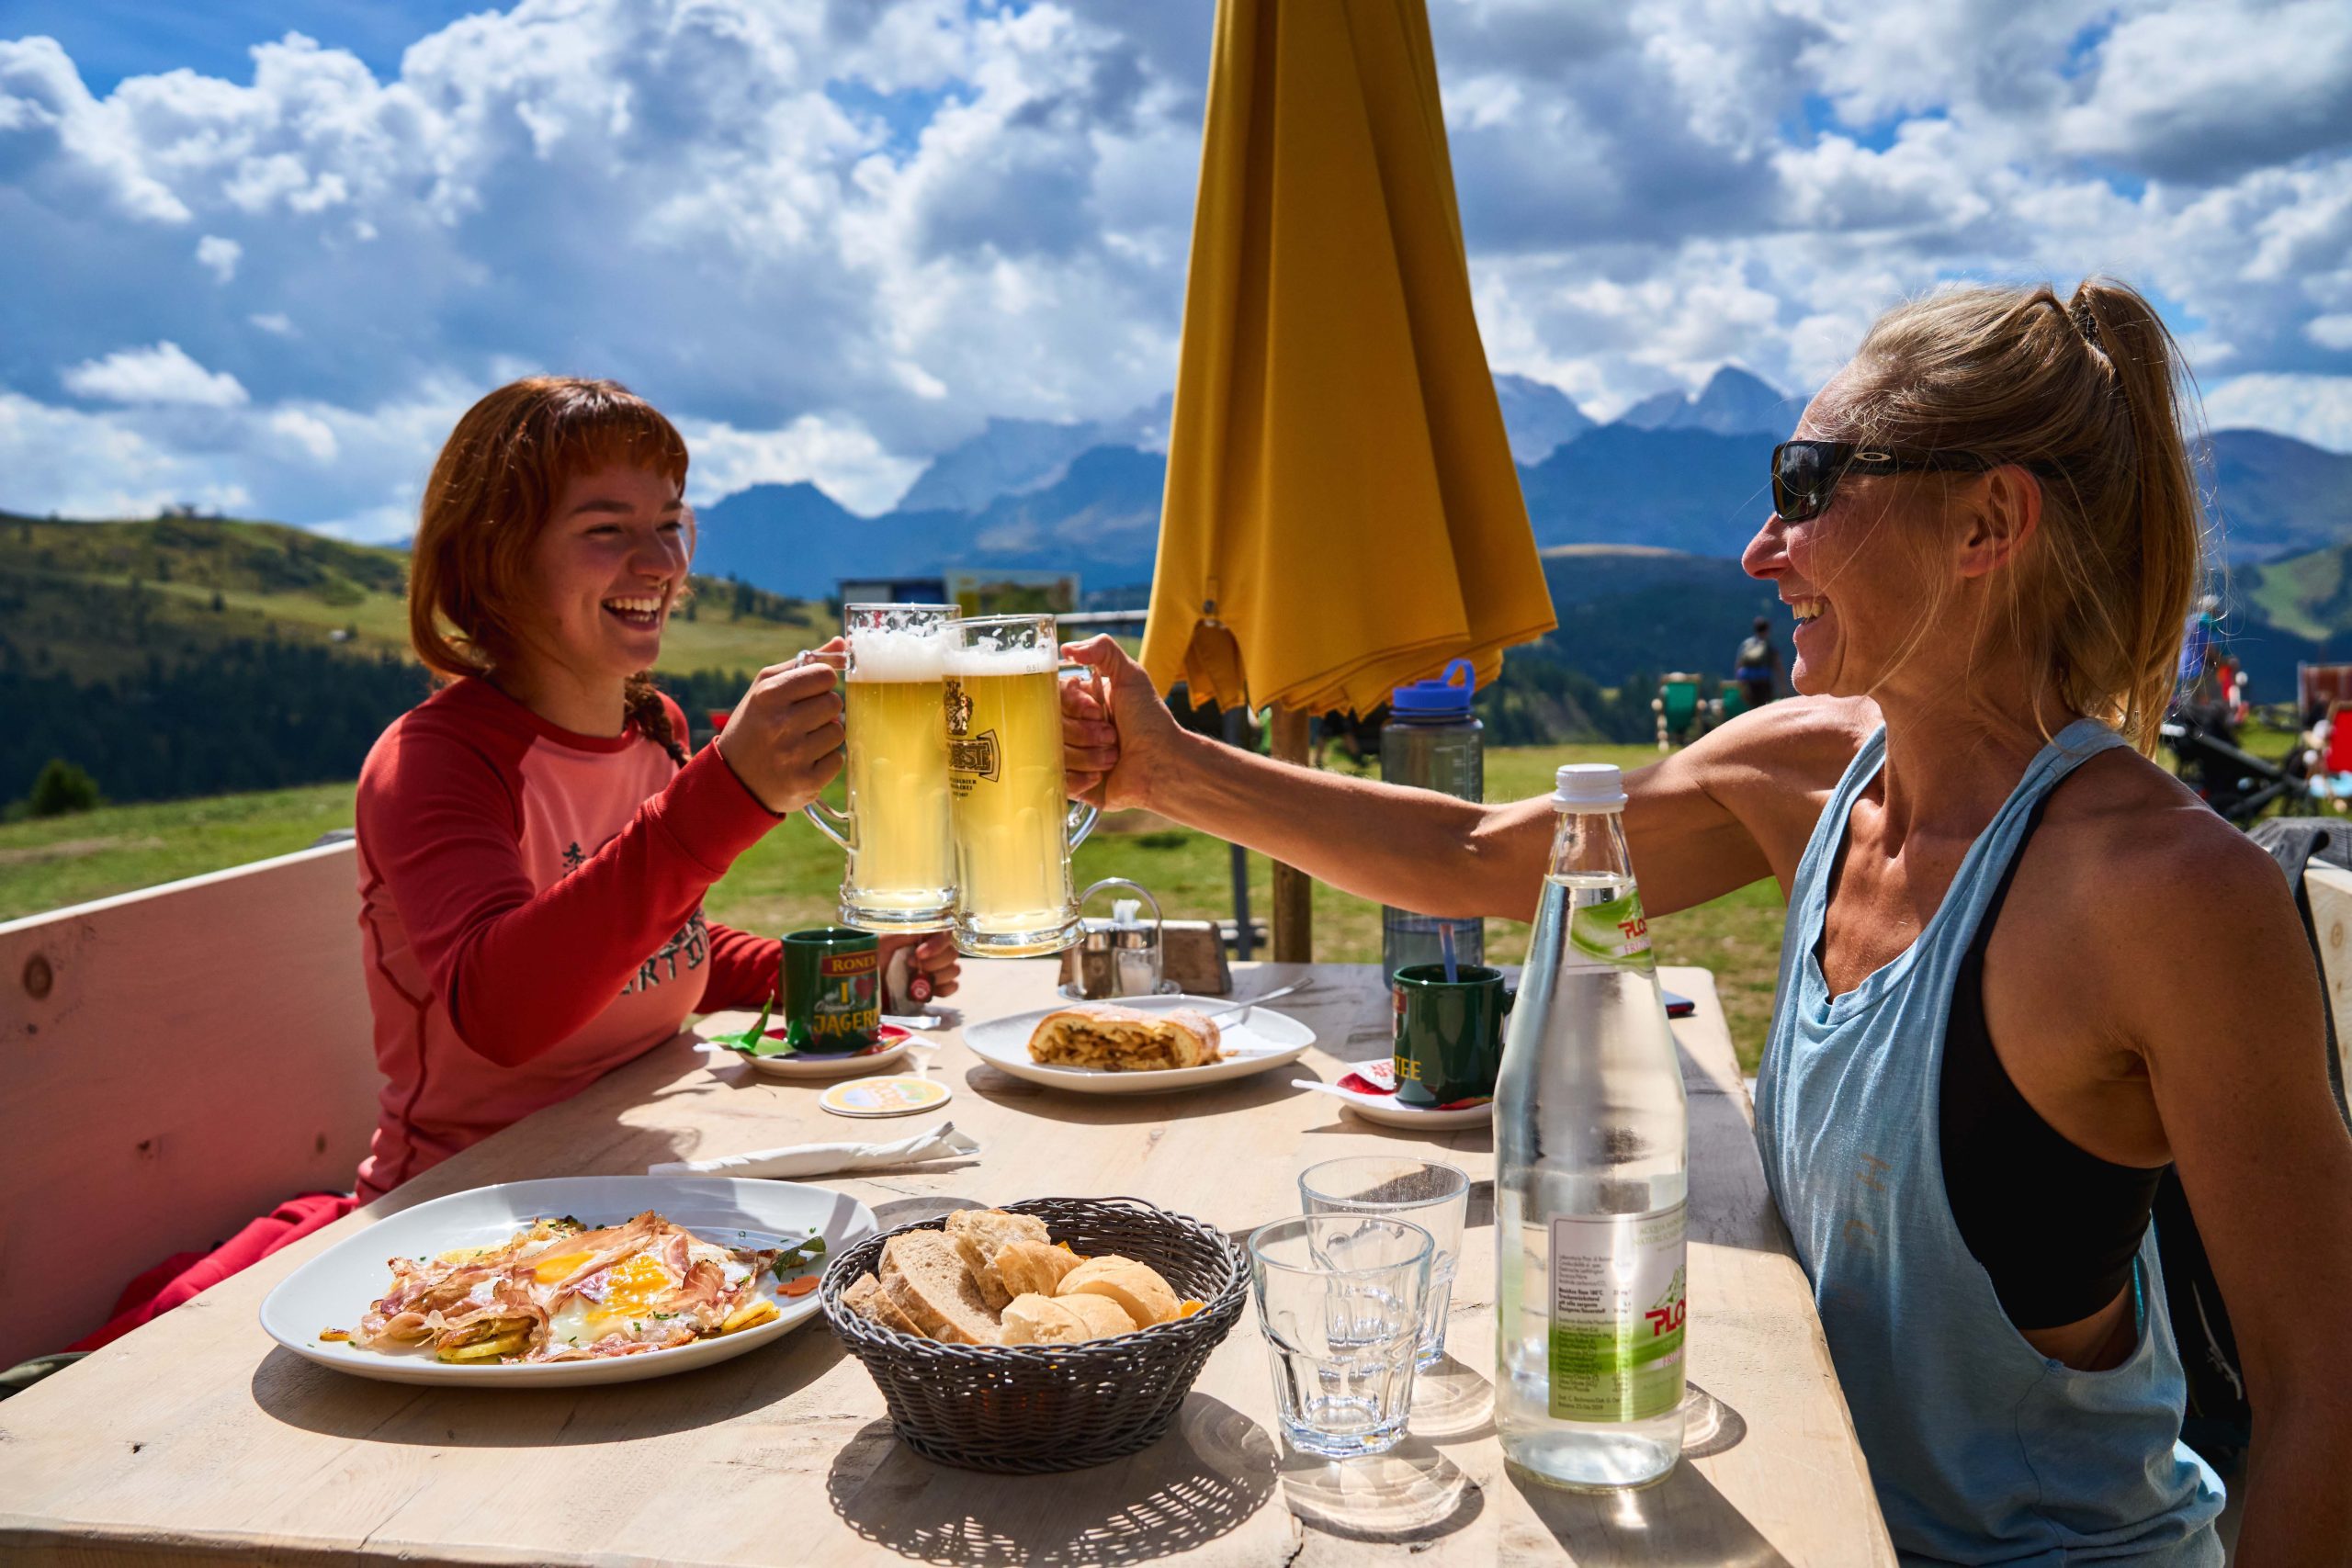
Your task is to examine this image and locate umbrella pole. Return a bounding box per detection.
[1221,705,1254,963]
[1271,705,1314,962]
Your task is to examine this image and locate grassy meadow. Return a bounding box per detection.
[3,513,831,685]
[0,739,1789,1070]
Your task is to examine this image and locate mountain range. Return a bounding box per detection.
[693,364,2352,600]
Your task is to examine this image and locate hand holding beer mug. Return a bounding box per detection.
[945,614,1100,956]
[800,604,959,931]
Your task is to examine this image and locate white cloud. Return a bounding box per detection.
[0,0,2344,534]
[2054,0,2352,182]
[0,391,249,516]
[2203,374,2352,454]
[61,342,249,408]
[195,234,241,282]
[267,407,337,463]
[674,412,924,516]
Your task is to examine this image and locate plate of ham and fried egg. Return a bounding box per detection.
[261,1177,876,1386]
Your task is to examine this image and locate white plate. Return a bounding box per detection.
[1341,1097,1494,1132]
[963,993,1317,1095]
[731,1032,914,1080]
[1321,1060,1494,1130]
[260,1177,876,1387]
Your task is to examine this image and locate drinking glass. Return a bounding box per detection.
[1299,1157,1470,1368]
[800,604,959,931]
[1248,1214,1431,1458]
[943,614,1099,956]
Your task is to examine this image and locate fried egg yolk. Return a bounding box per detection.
[547,1252,681,1346]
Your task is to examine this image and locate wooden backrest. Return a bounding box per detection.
[0,842,379,1367]
[2301,863,2352,1123]
[2301,663,2352,728]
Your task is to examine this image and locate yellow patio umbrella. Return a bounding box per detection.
[1143,0,1556,953]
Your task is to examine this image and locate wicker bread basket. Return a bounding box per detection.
[820,1196,1247,1473]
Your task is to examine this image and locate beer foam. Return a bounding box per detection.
[946,640,1057,677]
[847,626,948,681]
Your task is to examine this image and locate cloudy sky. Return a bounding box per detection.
[3,0,2348,538]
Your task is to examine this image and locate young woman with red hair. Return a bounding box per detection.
[352,377,956,1201]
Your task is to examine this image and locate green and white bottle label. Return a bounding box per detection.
[1546,1203,1687,1422]
[1567,890,1653,970]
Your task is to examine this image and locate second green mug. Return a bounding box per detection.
[781,927,882,1053]
[1392,963,1512,1107]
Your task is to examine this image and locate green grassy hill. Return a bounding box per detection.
[0,513,831,684]
[2243,541,2352,643]
[0,513,840,807]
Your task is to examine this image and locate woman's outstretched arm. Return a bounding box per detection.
[1058,637,1837,920]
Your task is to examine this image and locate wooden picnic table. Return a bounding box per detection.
[0,961,1893,1565]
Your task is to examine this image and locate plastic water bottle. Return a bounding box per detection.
[1494,762,1689,1489]
[1380,659,1484,981]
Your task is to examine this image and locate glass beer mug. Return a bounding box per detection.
[802,604,960,931]
[944,614,1099,956]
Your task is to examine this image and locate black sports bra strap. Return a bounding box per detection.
[1942,779,2165,1331]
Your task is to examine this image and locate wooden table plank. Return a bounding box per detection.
[0,963,1891,1565]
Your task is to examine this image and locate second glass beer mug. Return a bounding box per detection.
[802,603,959,931]
[944,614,1099,955]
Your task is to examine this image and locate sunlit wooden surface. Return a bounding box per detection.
[0,960,1892,1564]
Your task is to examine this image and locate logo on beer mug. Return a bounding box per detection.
[948,733,1001,790]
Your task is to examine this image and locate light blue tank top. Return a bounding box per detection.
[1755,719,2225,1566]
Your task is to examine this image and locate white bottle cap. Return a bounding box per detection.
[1113,899,1142,927]
[1554,763,1627,812]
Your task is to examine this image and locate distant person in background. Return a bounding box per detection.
[1311,705,1385,773]
[353,377,956,1202]
[1734,615,1781,709]
[2177,595,2224,703]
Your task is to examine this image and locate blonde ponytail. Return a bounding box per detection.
[1831,277,2207,752]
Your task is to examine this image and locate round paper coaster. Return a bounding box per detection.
[820,1075,953,1118]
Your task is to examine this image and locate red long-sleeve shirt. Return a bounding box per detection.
[352,678,781,1201]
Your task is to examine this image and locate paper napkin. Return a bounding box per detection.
[648,1122,978,1179]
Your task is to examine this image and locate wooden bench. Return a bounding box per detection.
[0,843,378,1368]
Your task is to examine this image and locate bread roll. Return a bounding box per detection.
[879,1232,1001,1344]
[1027,1004,1224,1071]
[1057,1255,1182,1326]
[944,1209,1051,1310]
[993,1238,1082,1299]
[1000,1292,1136,1345]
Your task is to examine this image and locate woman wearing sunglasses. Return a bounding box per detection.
[1062,278,2350,1564]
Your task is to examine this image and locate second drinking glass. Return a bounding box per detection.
[1300,1156,1470,1369]
[944,614,1098,956]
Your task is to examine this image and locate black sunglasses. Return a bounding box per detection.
[1770,440,1996,523]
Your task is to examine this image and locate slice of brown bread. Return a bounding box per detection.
[845,1270,923,1337]
[944,1209,1052,1310]
[880,1231,1001,1344]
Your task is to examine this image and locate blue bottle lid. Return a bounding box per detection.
[1390,658,1477,720]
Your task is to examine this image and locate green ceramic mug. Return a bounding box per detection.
[781,927,882,1053]
[1392,964,1512,1107]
